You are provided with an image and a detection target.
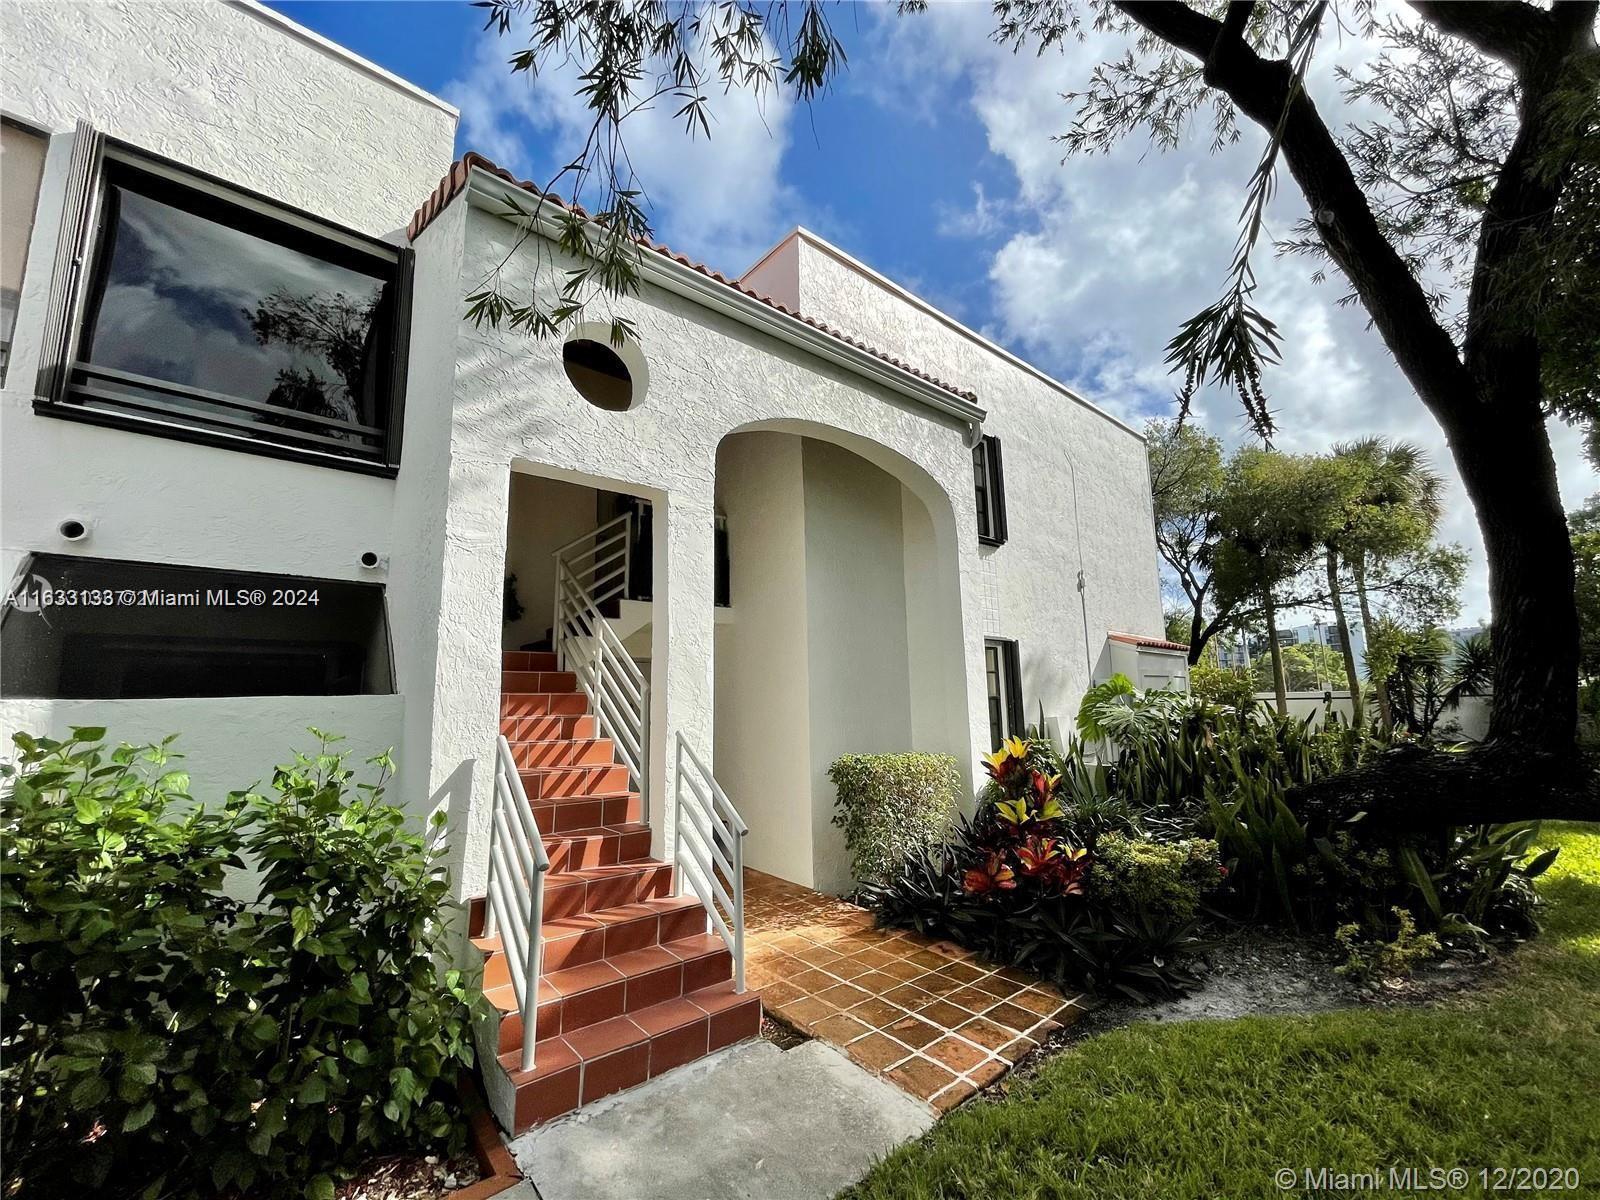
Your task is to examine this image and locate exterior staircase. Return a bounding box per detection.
[471,649,761,1131]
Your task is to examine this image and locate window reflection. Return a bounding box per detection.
[70,160,400,461]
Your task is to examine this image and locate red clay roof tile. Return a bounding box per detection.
[407,152,979,405]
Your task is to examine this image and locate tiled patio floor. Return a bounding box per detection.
[744,869,1091,1112]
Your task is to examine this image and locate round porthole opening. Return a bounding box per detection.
[58,518,88,542]
[563,337,639,412]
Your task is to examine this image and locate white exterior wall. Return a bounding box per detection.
[414,198,997,900]
[744,232,1167,730]
[713,433,814,885]
[0,2,456,814]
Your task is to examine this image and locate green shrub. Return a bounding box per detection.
[1088,833,1224,923]
[828,752,960,887]
[1334,907,1441,981]
[1,728,479,1200]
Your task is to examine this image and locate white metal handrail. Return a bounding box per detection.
[673,733,748,992]
[485,734,550,1073]
[552,514,650,823]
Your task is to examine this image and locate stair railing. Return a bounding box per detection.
[484,734,549,1074]
[673,733,748,992]
[551,514,650,824]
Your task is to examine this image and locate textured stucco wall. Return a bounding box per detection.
[418,199,990,900]
[802,438,915,894]
[0,0,457,237]
[744,233,1167,729]
[712,432,815,886]
[0,4,455,827]
[0,694,404,802]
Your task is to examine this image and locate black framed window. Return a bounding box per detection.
[42,141,410,473]
[1,555,393,699]
[974,435,1008,546]
[984,638,1024,750]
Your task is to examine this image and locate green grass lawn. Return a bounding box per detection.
[843,824,1600,1200]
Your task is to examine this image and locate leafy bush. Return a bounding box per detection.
[828,752,960,887]
[1334,908,1441,982]
[1188,662,1258,712]
[1088,833,1225,924]
[1,728,478,1200]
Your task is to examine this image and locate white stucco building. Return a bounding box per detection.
[1,0,1176,1129]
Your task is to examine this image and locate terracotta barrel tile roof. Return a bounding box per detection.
[408,152,979,405]
[1107,631,1190,652]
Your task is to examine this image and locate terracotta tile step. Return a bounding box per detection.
[519,763,631,799]
[544,859,674,920]
[501,714,597,742]
[503,650,558,672]
[539,894,707,971]
[531,792,641,833]
[502,670,579,693]
[498,982,762,1130]
[507,737,616,769]
[502,692,589,718]
[482,932,734,1048]
[542,823,652,872]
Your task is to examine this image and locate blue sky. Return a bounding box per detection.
[269,1,1598,628]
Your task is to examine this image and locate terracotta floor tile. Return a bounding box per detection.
[758,981,804,1008]
[876,959,926,982]
[743,868,1061,1112]
[938,960,989,985]
[955,1017,1013,1051]
[886,1055,958,1101]
[787,968,835,993]
[882,983,937,1011]
[1010,987,1069,1018]
[945,985,999,1014]
[815,981,872,1009]
[914,998,974,1029]
[883,1013,943,1049]
[970,1058,1007,1087]
[984,1001,1042,1035]
[925,1035,988,1074]
[931,1079,978,1113]
[998,1035,1037,1064]
[781,996,834,1030]
[847,996,905,1027]
[846,1031,914,1074]
[811,1012,872,1045]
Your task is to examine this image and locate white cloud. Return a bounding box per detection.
[864,5,1599,625]
[442,19,799,270]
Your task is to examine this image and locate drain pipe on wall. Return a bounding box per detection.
[1068,454,1095,682]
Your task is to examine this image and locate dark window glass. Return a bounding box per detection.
[1,555,392,699]
[984,638,1023,749]
[974,435,1007,545]
[61,157,405,466]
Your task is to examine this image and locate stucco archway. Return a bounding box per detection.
[710,419,970,894]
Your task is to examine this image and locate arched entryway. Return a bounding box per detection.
[711,421,968,894]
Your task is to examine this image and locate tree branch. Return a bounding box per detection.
[1113,1,1478,439]
[1408,1,1553,69]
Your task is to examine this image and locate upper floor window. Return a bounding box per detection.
[1,119,48,385]
[974,434,1007,546]
[36,131,411,473]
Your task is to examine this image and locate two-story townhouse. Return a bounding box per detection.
[0,0,1178,1131]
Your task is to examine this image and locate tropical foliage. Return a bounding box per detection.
[0,729,477,1200]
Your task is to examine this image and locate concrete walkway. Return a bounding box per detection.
[510,1039,934,1200]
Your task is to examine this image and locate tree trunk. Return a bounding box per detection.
[1352,555,1392,734]
[1325,548,1364,728]
[1263,590,1288,717]
[1449,412,1579,754]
